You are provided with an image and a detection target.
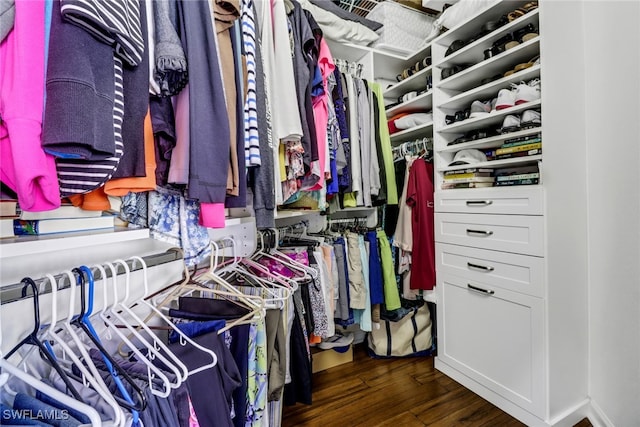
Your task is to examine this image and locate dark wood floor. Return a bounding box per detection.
[282,344,593,427]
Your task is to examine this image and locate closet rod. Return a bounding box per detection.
[0,248,184,305]
[327,216,369,225]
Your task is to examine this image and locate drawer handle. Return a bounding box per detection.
[467,284,495,295]
[466,200,493,207]
[467,262,495,272]
[466,229,494,237]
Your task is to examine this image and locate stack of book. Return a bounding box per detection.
[484,132,542,161]
[0,199,18,238]
[12,204,115,236]
[494,164,540,186]
[442,168,495,189]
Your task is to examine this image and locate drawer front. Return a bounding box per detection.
[436,273,545,416]
[435,213,544,256]
[436,243,544,298]
[435,187,544,215]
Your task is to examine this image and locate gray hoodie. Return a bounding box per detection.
[0,0,15,42]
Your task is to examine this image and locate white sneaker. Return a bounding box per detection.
[495,86,516,110]
[520,110,541,128]
[500,114,521,134]
[515,79,541,105]
[469,100,492,118]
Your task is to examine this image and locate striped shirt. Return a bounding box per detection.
[57,56,124,195]
[242,0,261,166]
[60,0,145,66]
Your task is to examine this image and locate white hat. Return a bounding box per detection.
[449,149,487,166]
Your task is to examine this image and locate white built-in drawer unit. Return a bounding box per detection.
[435,213,544,256]
[437,272,545,416]
[436,242,544,298]
[435,187,544,215]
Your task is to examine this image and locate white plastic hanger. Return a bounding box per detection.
[106,260,187,385]
[0,358,104,426]
[93,263,173,398]
[41,272,126,427]
[251,231,309,280]
[196,239,267,311]
[223,258,293,309]
[215,236,296,299]
[127,256,218,376]
[264,228,318,280]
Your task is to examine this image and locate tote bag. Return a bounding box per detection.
[367,302,433,358]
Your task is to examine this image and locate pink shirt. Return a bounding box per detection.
[308,38,335,191]
[0,0,61,211]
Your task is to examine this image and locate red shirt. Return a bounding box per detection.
[405,158,435,290]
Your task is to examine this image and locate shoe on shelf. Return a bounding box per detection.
[469,100,492,118]
[495,86,517,110]
[515,79,541,105]
[490,97,498,112]
[520,110,542,128]
[500,114,521,134]
[318,332,354,350]
[505,40,520,50]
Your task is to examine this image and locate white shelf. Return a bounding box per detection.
[436,9,540,70]
[423,0,459,12]
[390,122,434,143]
[275,210,320,220]
[0,227,149,258]
[437,37,540,93]
[223,216,256,226]
[438,99,542,135]
[433,0,529,47]
[386,90,433,116]
[437,65,541,112]
[438,127,541,153]
[325,40,373,63]
[437,154,542,173]
[438,182,541,192]
[384,65,433,99]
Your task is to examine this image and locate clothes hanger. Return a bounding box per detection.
[121,239,261,339]
[281,222,325,247]
[93,263,174,398]
[108,259,188,385]
[175,278,266,335]
[253,229,315,281]
[162,269,266,335]
[147,261,259,327]
[127,256,218,377]
[0,358,104,426]
[3,277,85,402]
[195,238,267,310]
[71,266,147,416]
[223,257,294,308]
[40,272,126,427]
[216,235,298,294]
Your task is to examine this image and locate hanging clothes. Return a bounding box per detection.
[152,0,187,97]
[0,0,60,212]
[405,157,435,290]
[179,0,231,204]
[241,0,261,167]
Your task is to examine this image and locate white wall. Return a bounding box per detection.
[583,1,640,425]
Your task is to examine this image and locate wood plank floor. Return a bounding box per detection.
[282,344,593,427]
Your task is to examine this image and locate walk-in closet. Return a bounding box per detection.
[1,0,638,426]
